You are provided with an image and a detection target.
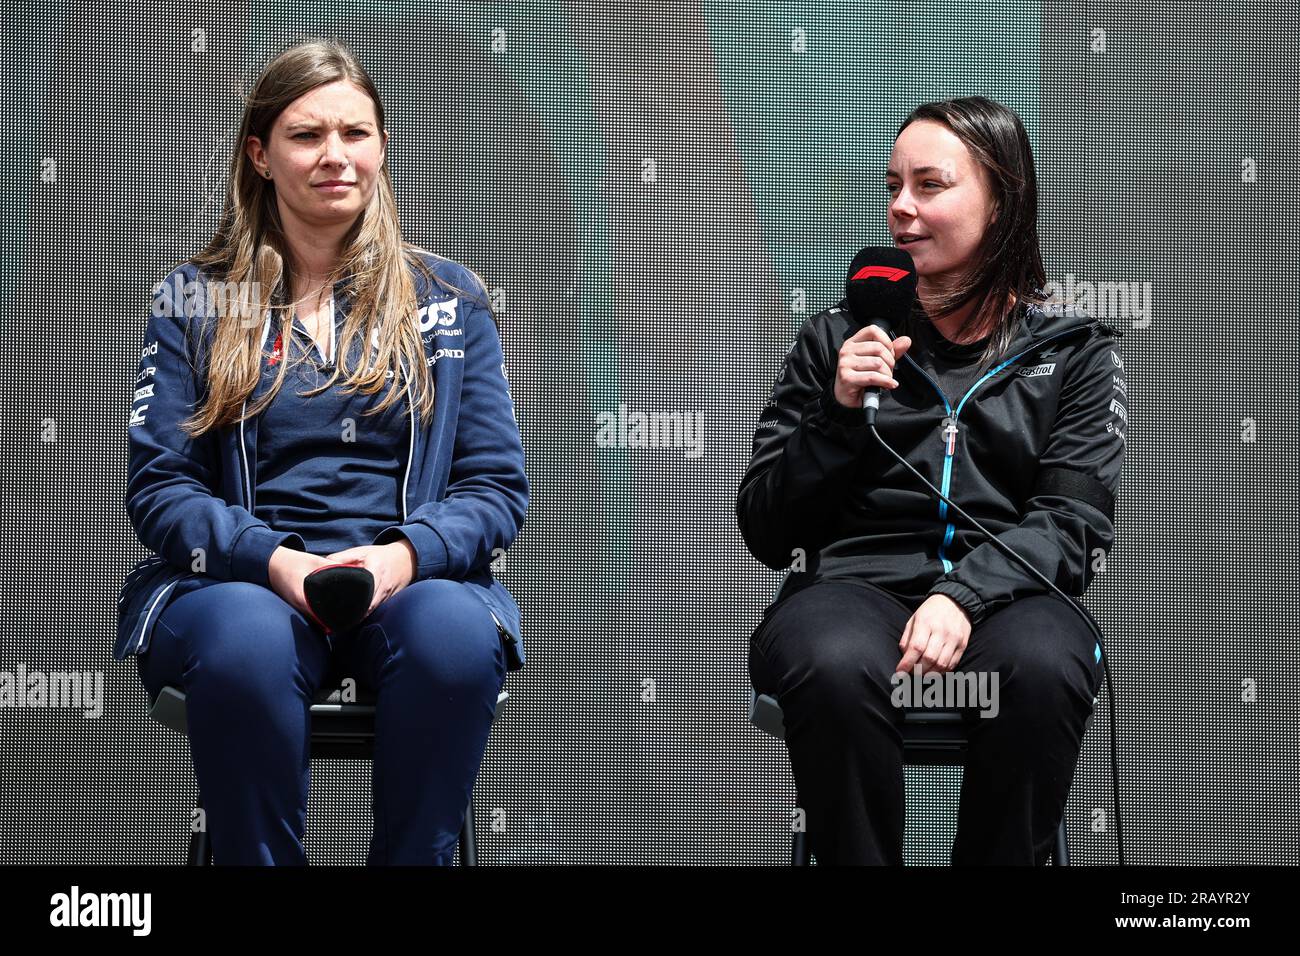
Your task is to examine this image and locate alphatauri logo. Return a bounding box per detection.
[417,297,459,333]
[1017,362,1057,378]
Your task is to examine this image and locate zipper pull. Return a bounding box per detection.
[941,416,959,455]
[488,608,517,645]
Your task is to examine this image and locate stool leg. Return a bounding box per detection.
[792,828,812,866]
[1054,817,1070,866]
[791,795,811,866]
[187,793,211,866]
[459,794,477,867]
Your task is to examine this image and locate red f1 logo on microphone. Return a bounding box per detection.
[851,266,912,282]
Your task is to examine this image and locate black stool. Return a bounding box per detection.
[148,682,508,865]
[749,690,1093,865]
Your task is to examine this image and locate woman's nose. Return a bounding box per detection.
[322,132,348,163]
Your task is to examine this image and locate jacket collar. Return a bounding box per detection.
[1004,299,1097,354]
[899,295,1099,359]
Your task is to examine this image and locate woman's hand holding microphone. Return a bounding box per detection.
[321,541,417,618]
[268,547,334,621]
[268,539,417,625]
[832,324,912,409]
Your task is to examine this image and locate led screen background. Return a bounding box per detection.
[1,1,1295,863]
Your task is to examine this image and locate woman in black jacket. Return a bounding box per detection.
[737,96,1127,865]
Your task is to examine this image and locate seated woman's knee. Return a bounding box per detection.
[799,623,895,716]
[375,579,502,693]
[984,599,1095,705]
[181,582,308,696]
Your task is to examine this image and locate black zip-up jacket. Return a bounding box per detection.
[736,299,1128,630]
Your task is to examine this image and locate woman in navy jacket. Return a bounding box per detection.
[118,39,528,864]
[738,97,1127,865]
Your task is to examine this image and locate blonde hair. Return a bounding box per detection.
[177,37,482,437]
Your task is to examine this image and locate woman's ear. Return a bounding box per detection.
[245,136,265,176]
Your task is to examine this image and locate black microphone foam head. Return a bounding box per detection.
[303,564,375,633]
[844,246,919,333]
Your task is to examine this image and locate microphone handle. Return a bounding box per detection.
[859,316,894,420]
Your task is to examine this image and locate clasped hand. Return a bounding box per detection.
[268,540,417,624]
[323,540,418,619]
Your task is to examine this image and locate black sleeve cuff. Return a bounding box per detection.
[817,386,868,428]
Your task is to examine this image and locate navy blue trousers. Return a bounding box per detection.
[749,578,1102,865]
[137,578,507,865]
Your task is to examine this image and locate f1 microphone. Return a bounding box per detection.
[843,247,918,424]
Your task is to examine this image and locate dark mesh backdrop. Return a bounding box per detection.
[1,1,1296,864]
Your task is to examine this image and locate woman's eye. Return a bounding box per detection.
[292,130,368,140]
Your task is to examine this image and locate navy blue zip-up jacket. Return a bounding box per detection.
[116,250,529,669]
[737,298,1127,647]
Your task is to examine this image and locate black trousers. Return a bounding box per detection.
[749,578,1102,865]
